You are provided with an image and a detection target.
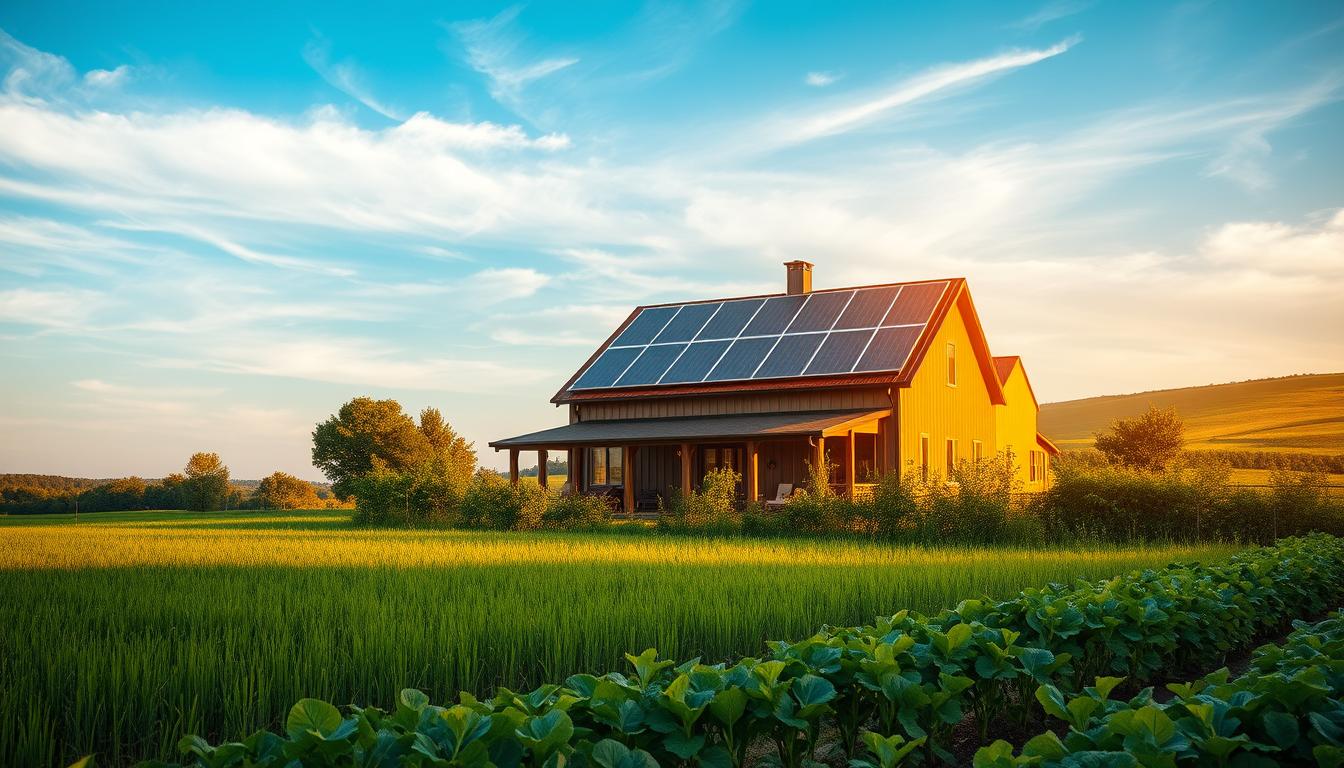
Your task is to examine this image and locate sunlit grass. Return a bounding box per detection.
[0,509,1241,766]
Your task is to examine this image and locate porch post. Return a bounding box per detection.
[508,449,519,487]
[680,442,693,493]
[537,449,548,490]
[814,436,825,489]
[623,445,636,516]
[745,440,759,503]
[845,430,856,499]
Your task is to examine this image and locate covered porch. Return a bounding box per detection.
[489,409,894,516]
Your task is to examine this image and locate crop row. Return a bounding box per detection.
[147,534,1344,768]
[974,610,1344,766]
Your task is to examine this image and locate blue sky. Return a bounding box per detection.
[0,1,1341,479]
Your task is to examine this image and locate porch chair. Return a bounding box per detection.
[763,483,794,511]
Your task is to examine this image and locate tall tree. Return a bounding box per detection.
[183,452,230,511]
[1094,405,1185,472]
[419,407,477,497]
[256,471,322,510]
[312,397,430,499]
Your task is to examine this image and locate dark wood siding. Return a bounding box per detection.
[575,388,890,422]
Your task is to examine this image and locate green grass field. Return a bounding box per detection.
[1039,372,1344,454]
[0,509,1240,767]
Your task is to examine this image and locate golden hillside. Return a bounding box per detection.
[1039,373,1344,454]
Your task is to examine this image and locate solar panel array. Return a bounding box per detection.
[569,281,950,391]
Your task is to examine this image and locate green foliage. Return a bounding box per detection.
[658,468,743,535]
[312,398,476,500]
[183,452,230,512]
[255,471,322,510]
[979,611,1344,766]
[1094,405,1186,472]
[150,535,1344,768]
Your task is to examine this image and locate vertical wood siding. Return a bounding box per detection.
[575,388,889,422]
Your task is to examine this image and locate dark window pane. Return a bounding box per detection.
[743,295,807,336]
[754,333,826,379]
[786,291,853,333]
[706,337,777,381]
[853,326,922,372]
[696,298,765,340]
[661,340,731,383]
[882,281,948,326]
[615,343,688,386]
[572,346,643,389]
[653,302,721,343]
[804,329,876,374]
[612,306,679,346]
[834,286,900,329]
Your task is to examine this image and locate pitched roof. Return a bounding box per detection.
[992,354,1039,409]
[551,276,1006,404]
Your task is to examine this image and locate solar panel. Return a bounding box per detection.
[743,294,807,336]
[567,281,952,390]
[834,286,900,330]
[805,329,875,375]
[615,344,687,386]
[572,346,643,388]
[612,305,679,346]
[661,340,731,383]
[706,337,776,381]
[786,290,853,333]
[853,326,922,372]
[696,298,764,340]
[883,282,947,326]
[653,302,720,343]
[755,333,826,379]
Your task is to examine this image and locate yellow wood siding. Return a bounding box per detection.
[995,362,1046,490]
[897,298,997,481]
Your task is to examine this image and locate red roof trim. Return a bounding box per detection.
[896,281,1007,406]
[1037,433,1061,455]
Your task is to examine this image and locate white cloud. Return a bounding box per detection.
[768,38,1077,147]
[1010,1,1093,31]
[804,71,838,87]
[1200,209,1344,275]
[83,65,131,88]
[303,36,405,120]
[468,267,552,303]
[450,6,579,113]
[0,287,104,328]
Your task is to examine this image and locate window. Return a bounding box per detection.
[946,342,957,387]
[972,440,983,463]
[703,446,736,473]
[855,433,879,482]
[1028,451,1044,483]
[589,447,624,485]
[920,434,930,483]
[945,438,957,477]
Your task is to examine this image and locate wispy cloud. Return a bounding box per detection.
[804,71,839,87]
[766,38,1078,148]
[303,35,405,120]
[1009,0,1093,31]
[449,6,578,115]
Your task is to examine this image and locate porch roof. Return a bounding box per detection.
[489,409,886,450]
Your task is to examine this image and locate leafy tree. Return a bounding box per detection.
[1094,405,1185,472]
[256,472,322,510]
[418,407,477,499]
[183,452,230,511]
[312,398,429,499]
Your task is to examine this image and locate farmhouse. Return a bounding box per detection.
[491,262,1058,514]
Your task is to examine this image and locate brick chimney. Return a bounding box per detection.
[784,260,813,295]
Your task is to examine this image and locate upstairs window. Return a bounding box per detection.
[946,343,957,387]
[945,438,957,477]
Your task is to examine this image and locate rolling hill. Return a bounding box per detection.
[1039,373,1344,455]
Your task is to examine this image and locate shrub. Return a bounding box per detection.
[541,492,612,531]
[458,470,546,531]
[658,467,743,535]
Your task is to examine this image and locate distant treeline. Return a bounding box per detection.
[0,471,345,516]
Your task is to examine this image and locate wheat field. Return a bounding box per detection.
[0,509,1239,766]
